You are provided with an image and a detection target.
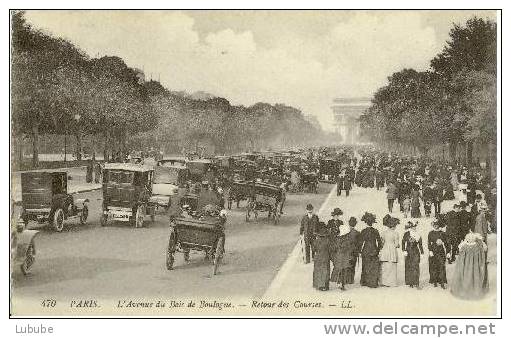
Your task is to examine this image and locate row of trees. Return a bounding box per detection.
[11,11,338,168]
[359,17,497,168]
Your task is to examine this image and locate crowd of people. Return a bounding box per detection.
[301,147,496,301]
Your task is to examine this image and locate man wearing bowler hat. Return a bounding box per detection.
[300,204,319,264]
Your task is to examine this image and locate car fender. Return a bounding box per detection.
[75,198,90,209]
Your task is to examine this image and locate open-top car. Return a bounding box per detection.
[101,163,156,228]
[150,163,190,210]
[20,171,89,232]
[166,205,227,275]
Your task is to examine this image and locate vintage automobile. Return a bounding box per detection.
[20,171,89,232]
[100,163,156,228]
[149,163,190,210]
[159,157,187,167]
[245,181,284,224]
[301,171,319,193]
[11,216,39,275]
[166,205,226,275]
[319,158,340,183]
[186,159,213,182]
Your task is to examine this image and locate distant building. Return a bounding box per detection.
[331,97,371,144]
[132,68,146,85]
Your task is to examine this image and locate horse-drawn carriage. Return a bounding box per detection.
[245,182,284,224]
[166,205,226,275]
[301,171,319,193]
[319,158,340,183]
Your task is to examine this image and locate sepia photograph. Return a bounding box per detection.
[9,9,500,318]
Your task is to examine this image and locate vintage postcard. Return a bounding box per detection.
[9,9,500,317]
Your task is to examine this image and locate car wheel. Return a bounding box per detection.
[20,243,35,275]
[166,233,176,270]
[52,208,65,232]
[134,205,145,228]
[80,206,89,225]
[100,214,108,227]
[213,236,225,275]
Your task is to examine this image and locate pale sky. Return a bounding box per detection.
[24,10,497,130]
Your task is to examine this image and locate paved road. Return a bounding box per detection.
[11,184,334,315]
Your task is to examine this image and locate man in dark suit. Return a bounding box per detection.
[458,201,472,240]
[300,204,319,264]
[336,171,352,197]
[445,204,461,263]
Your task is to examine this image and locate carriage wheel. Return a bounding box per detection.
[79,206,89,225]
[166,233,177,270]
[150,207,156,222]
[52,208,65,232]
[213,236,225,275]
[133,205,145,228]
[273,208,281,225]
[20,242,35,275]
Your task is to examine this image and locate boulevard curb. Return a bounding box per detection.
[262,184,337,298]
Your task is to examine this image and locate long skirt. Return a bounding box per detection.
[411,205,421,218]
[380,262,398,286]
[428,256,447,284]
[345,257,357,284]
[313,259,331,289]
[360,255,379,288]
[451,244,489,300]
[404,253,420,286]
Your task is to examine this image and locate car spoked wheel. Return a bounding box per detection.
[52,208,64,232]
[213,236,225,275]
[21,243,35,275]
[135,205,145,228]
[80,206,89,225]
[166,233,176,270]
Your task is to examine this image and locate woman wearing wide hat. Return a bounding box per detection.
[326,208,343,238]
[313,222,331,291]
[427,219,451,289]
[402,221,424,289]
[359,212,382,288]
[329,209,352,290]
[379,215,400,287]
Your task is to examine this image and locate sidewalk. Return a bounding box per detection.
[261,185,497,316]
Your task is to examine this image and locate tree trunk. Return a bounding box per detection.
[466,141,473,166]
[31,125,39,168]
[103,130,109,162]
[75,132,82,161]
[449,141,457,163]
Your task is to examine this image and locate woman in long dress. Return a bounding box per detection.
[313,222,331,291]
[450,232,489,300]
[359,212,382,288]
[427,220,451,288]
[330,221,352,290]
[379,215,400,287]
[410,185,422,218]
[402,221,424,288]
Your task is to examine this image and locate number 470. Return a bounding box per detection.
[41,299,56,307]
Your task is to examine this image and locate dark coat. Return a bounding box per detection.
[336,175,352,191]
[428,229,450,284]
[300,214,319,241]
